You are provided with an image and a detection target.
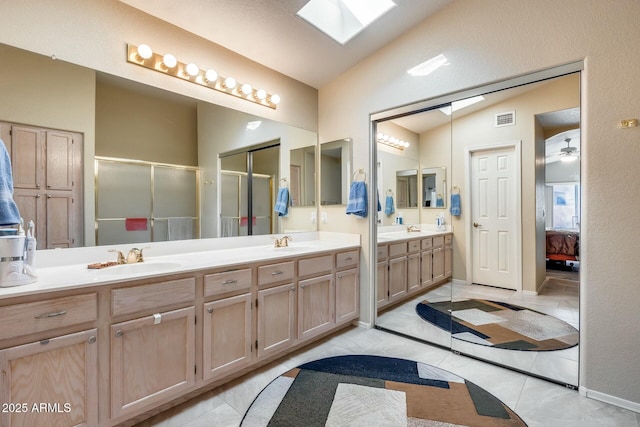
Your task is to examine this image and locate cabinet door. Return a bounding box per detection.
[111,306,195,420]
[203,293,252,381]
[388,256,408,302]
[46,193,73,248]
[376,261,389,309]
[407,253,421,293]
[10,125,42,190]
[445,245,452,278]
[0,329,98,427]
[298,274,335,342]
[45,130,74,190]
[257,283,296,359]
[432,247,445,282]
[421,250,433,287]
[336,268,359,324]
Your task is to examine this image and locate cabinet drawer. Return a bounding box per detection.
[336,249,359,269]
[299,254,333,277]
[377,245,388,261]
[408,240,421,253]
[111,277,195,317]
[258,261,294,286]
[204,268,252,297]
[445,234,453,244]
[421,238,433,250]
[433,236,445,248]
[0,293,97,341]
[389,242,407,258]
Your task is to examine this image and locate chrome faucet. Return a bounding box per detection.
[406,225,422,232]
[273,235,293,248]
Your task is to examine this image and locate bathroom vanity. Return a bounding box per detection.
[0,232,359,427]
[377,227,452,312]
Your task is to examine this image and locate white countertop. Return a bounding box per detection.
[377,224,451,243]
[0,232,360,300]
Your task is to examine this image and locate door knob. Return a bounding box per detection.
[473,222,481,228]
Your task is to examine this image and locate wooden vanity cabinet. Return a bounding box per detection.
[407,240,421,294]
[388,242,408,303]
[203,268,253,382]
[256,261,296,359]
[432,236,446,283]
[444,234,453,278]
[109,278,196,420]
[421,238,434,288]
[335,250,360,325]
[376,245,390,308]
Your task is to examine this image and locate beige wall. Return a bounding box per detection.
[319,0,640,407]
[95,78,198,166]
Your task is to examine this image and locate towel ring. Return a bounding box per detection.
[387,189,393,195]
[279,177,288,188]
[451,186,460,194]
[352,169,366,182]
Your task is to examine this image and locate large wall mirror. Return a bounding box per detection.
[0,42,319,248]
[320,138,352,205]
[373,69,581,388]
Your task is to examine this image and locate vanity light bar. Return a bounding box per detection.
[126,44,281,109]
[377,133,409,150]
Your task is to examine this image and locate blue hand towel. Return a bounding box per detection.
[450,193,461,216]
[0,139,21,226]
[377,189,382,212]
[385,195,395,215]
[346,181,368,218]
[274,187,290,216]
[436,196,444,207]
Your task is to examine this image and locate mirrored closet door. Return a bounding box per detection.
[373,68,581,388]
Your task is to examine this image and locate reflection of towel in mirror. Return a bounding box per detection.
[0,139,21,226]
[346,181,368,218]
[385,195,395,215]
[168,217,193,240]
[436,196,444,207]
[450,193,461,216]
[274,187,290,216]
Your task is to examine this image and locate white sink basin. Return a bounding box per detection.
[92,261,182,276]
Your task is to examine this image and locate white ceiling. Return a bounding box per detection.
[118,0,452,89]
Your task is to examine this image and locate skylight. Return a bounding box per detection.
[439,96,485,116]
[297,0,397,45]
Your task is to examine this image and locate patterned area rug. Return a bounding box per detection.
[241,355,527,426]
[416,299,579,351]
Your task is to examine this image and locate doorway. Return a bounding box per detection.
[219,143,280,237]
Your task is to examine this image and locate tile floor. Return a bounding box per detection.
[136,325,639,427]
[377,272,580,386]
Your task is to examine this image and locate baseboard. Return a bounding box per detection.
[522,290,539,296]
[355,320,372,329]
[579,386,640,412]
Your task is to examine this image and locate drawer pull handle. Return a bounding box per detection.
[344,257,353,261]
[34,310,67,319]
[272,271,284,276]
[115,330,123,337]
[222,279,238,285]
[208,307,214,314]
[88,336,97,344]
[40,339,50,345]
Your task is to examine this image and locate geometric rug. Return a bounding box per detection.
[416,299,579,351]
[241,355,527,426]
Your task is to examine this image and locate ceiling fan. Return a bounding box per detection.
[549,137,580,163]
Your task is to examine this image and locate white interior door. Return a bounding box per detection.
[470,145,520,290]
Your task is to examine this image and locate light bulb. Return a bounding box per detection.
[224,77,236,89]
[162,54,177,69]
[185,63,199,77]
[255,89,267,100]
[561,154,578,162]
[137,44,152,60]
[241,83,253,95]
[205,69,218,83]
[377,132,384,140]
[270,94,281,105]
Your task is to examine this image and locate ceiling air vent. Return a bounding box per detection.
[495,111,515,127]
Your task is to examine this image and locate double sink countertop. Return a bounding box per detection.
[376,225,451,243]
[0,232,360,300]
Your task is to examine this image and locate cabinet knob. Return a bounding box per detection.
[88,336,96,344]
[36,194,41,199]
[290,287,295,292]
[115,330,123,337]
[47,194,52,199]
[207,307,214,314]
[47,184,51,188]
[36,184,40,189]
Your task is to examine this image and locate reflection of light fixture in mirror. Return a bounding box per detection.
[439,96,485,115]
[136,44,153,60]
[560,153,578,162]
[377,132,409,150]
[407,54,449,76]
[560,137,579,162]
[126,44,280,109]
[246,120,262,130]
